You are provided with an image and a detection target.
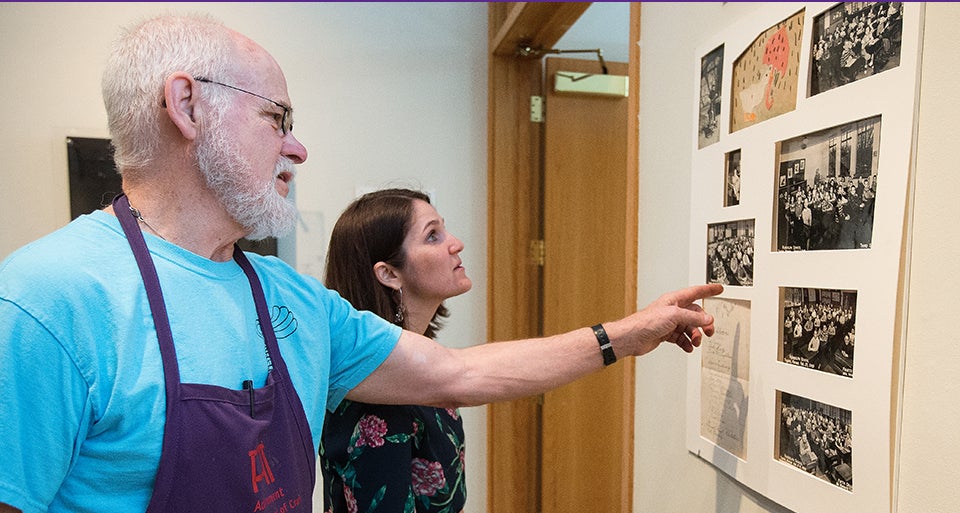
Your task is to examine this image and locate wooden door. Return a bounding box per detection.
[486,4,641,513]
[540,57,633,513]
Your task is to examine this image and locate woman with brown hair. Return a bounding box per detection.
[321,188,471,513]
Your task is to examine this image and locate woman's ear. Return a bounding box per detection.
[373,262,402,290]
[163,72,199,141]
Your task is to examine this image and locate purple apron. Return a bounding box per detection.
[113,194,315,513]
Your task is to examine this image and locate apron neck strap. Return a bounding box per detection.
[113,193,181,397]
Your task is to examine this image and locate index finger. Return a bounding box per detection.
[662,283,724,307]
[675,305,715,337]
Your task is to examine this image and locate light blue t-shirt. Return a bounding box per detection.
[0,211,401,513]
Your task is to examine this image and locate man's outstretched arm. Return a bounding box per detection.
[348,283,723,408]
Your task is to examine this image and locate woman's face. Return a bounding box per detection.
[397,199,472,303]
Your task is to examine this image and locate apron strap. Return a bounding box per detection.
[112,194,181,401]
[233,246,284,375]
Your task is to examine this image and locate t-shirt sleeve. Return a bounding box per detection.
[0,298,92,513]
[322,289,402,412]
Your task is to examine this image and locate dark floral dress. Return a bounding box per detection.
[321,399,466,513]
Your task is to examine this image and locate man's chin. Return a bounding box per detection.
[243,205,299,241]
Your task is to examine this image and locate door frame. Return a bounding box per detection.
[486,3,642,512]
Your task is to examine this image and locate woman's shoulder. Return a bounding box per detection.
[329,400,418,425]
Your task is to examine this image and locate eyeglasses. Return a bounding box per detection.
[194,76,293,135]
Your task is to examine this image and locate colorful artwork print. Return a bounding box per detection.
[810,2,903,96]
[777,391,853,491]
[699,45,724,149]
[730,9,804,132]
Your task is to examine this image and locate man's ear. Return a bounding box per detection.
[163,72,199,141]
[373,262,402,290]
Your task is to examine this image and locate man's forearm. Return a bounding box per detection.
[347,283,722,408]
[345,328,602,408]
[444,327,604,407]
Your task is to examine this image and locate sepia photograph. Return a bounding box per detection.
[810,2,903,96]
[774,115,880,252]
[706,219,754,287]
[776,391,852,491]
[699,44,724,149]
[779,286,856,378]
[725,149,742,207]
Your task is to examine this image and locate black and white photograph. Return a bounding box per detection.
[698,44,723,149]
[779,286,856,377]
[810,2,903,96]
[725,149,741,207]
[777,391,853,491]
[706,219,754,287]
[774,115,880,252]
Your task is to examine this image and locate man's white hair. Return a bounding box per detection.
[101,14,235,172]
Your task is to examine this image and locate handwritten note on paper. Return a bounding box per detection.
[700,297,751,459]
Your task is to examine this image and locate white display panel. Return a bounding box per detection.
[686,3,923,512]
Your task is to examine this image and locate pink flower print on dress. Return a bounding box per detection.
[411,458,447,496]
[344,484,358,513]
[355,414,388,448]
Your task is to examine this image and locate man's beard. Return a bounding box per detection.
[196,125,299,241]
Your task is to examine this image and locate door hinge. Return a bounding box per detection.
[529,239,545,267]
[530,95,544,123]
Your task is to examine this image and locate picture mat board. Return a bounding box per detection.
[684,3,923,512]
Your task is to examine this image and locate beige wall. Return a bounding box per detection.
[637,2,960,512]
